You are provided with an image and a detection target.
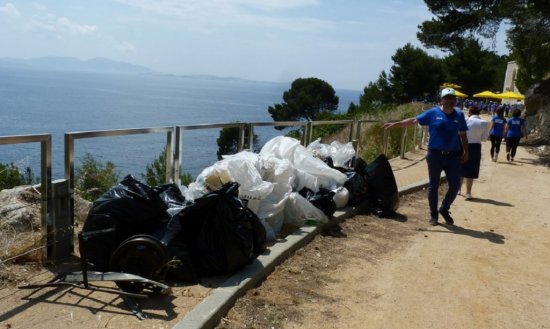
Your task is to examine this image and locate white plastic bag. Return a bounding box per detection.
[260,136,347,192]
[202,157,274,201]
[306,138,331,160]
[222,151,262,172]
[284,192,328,227]
[291,144,347,190]
[329,140,356,167]
[259,157,296,187]
[332,186,350,208]
[257,183,292,238]
[260,136,301,160]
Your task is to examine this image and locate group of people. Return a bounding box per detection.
[384,88,527,226]
[460,99,523,117]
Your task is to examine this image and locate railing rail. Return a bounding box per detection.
[0,133,52,261]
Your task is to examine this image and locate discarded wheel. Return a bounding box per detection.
[109,235,167,293]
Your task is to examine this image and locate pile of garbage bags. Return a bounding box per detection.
[80,136,399,284]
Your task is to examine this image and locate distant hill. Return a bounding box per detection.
[0,56,155,75]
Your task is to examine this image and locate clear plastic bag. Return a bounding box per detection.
[283,192,328,227]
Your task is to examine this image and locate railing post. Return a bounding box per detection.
[421,126,428,148]
[173,127,182,185]
[305,121,313,146]
[238,124,245,152]
[413,124,418,151]
[383,127,389,156]
[165,129,173,183]
[247,123,254,151]
[400,127,408,159]
[63,133,75,257]
[50,179,72,261]
[41,136,53,261]
[354,120,362,158]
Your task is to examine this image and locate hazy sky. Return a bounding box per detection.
[0,1,509,90]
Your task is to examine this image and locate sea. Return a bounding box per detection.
[0,68,361,181]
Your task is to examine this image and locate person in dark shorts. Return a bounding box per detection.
[383,88,469,226]
[489,106,507,162]
[504,109,527,162]
[460,105,488,200]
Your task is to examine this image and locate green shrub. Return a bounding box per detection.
[358,102,427,162]
[0,163,36,190]
[142,148,194,187]
[75,153,120,201]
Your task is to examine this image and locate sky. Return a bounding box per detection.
[0,0,509,91]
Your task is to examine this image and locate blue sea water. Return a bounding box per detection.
[0,68,361,180]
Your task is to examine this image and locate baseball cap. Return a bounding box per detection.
[440,88,456,98]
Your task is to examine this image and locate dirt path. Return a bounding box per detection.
[218,145,550,329]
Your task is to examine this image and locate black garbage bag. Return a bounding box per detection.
[323,156,334,168]
[80,175,169,271]
[333,156,369,206]
[168,182,266,276]
[345,156,369,176]
[299,187,336,217]
[155,184,200,283]
[343,171,368,205]
[364,154,399,217]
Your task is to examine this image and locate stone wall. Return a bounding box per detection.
[524,78,550,144]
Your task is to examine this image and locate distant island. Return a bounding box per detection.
[0,56,155,75]
[0,56,264,84]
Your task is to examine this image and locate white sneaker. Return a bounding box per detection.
[465,193,472,200]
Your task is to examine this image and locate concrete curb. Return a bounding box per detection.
[173,179,433,329]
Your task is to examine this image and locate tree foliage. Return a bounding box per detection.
[443,38,508,95]
[142,148,170,187]
[216,125,259,160]
[389,43,445,103]
[417,0,550,90]
[359,71,394,105]
[268,78,339,128]
[75,153,120,201]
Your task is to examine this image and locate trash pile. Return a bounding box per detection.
[80,136,399,286]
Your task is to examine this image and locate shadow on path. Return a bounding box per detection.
[419,225,505,244]
[466,198,514,207]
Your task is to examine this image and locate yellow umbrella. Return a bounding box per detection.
[492,91,525,100]
[454,90,468,98]
[441,82,462,89]
[473,90,500,99]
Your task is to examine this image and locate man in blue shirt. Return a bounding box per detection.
[384,88,469,226]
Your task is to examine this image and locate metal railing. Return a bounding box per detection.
[2,118,429,262]
[0,134,52,260]
[173,122,246,185]
[305,120,356,145]
[64,127,174,253]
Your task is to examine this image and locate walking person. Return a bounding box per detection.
[383,88,469,226]
[489,106,507,162]
[460,105,488,200]
[504,108,527,162]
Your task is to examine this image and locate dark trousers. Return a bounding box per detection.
[490,135,502,158]
[426,149,461,219]
[506,137,521,158]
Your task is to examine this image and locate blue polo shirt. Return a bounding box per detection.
[416,107,468,151]
[506,116,525,138]
[490,115,507,137]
